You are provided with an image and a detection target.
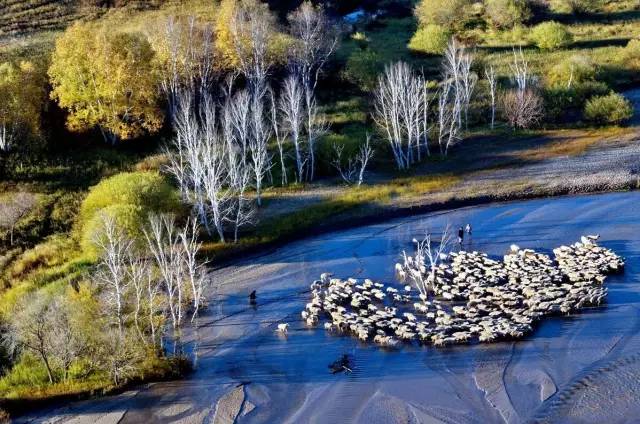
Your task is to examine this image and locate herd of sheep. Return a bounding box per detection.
[281,236,624,348]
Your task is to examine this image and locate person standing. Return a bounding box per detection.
[465,223,472,235]
[458,227,464,245]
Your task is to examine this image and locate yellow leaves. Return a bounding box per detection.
[48,22,163,142]
[0,57,46,140]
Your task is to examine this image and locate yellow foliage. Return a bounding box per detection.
[0,58,47,145]
[48,22,163,142]
[214,0,291,71]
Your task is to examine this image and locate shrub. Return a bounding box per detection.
[79,172,180,228]
[622,39,640,69]
[501,89,544,129]
[408,24,451,55]
[342,49,383,92]
[484,0,530,29]
[546,54,596,88]
[530,22,572,50]
[415,0,472,29]
[584,92,633,125]
[544,81,609,122]
[80,204,147,257]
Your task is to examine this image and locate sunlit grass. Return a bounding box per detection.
[202,174,461,259]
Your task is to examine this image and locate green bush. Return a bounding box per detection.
[80,204,148,257]
[546,54,597,87]
[530,21,573,50]
[342,49,383,92]
[544,81,609,122]
[0,354,52,391]
[484,0,530,29]
[408,24,451,55]
[415,0,472,29]
[584,92,633,125]
[79,172,180,228]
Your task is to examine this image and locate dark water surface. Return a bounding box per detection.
[22,192,640,424]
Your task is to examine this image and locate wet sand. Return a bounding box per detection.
[19,191,640,423]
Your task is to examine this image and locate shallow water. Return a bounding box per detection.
[22,192,640,423]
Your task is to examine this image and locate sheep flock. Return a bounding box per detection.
[293,235,624,348]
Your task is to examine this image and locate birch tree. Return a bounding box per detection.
[145,214,184,330]
[93,213,133,338]
[398,225,452,297]
[152,15,216,121]
[178,219,208,322]
[269,86,288,185]
[331,134,374,186]
[249,89,272,206]
[288,1,338,181]
[374,62,426,169]
[485,65,497,129]
[279,75,306,182]
[229,0,276,96]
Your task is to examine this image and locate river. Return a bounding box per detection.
[20,191,640,423]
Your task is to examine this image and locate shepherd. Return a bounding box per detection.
[465,223,472,235]
[458,227,464,245]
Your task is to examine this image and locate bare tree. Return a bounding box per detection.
[178,219,208,322]
[288,1,338,181]
[356,134,374,186]
[268,86,288,186]
[459,51,477,130]
[510,47,535,92]
[331,135,375,186]
[200,95,233,242]
[373,62,426,169]
[436,79,461,156]
[93,213,133,338]
[485,65,497,129]
[249,89,272,206]
[503,48,542,130]
[3,293,57,383]
[331,144,357,184]
[145,214,184,330]
[501,88,543,130]
[230,0,276,96]
[98,327,142,386]
[0,192,37,246]
[154,15,215,121]
[127,253,151,344]
[305,94,328,181]
[146,268,163,349]
[421,72,432,158]
[48,296,87,381]
[397,225,452,297]
[279,75,306,182]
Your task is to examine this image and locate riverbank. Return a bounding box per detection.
[205,127,640,265]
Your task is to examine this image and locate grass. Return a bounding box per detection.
[202,174,461,259]
[515,126,633,161]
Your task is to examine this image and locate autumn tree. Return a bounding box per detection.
[0,60,46,152]
[216,0,287,77]
[288,1,338,181]
[49,22,163,144]
[149,15,216,120]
